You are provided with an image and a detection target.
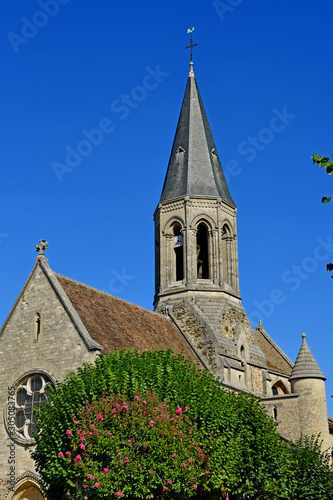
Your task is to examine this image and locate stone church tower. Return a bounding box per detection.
[154,61,268,385]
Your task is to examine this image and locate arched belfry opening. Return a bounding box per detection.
[173,224,184,282]
[222,222,233,286]
[197,223,209,279]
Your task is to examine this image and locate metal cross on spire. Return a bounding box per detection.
[185,26,197,62]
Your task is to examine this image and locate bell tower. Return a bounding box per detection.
[154,60,241,314]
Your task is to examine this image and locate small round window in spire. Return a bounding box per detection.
[8,373,53,444]
[176,147,185,154]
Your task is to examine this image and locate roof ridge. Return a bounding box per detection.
[256,325,294,368]
[54,273,160,317]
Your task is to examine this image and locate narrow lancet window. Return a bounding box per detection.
[35,313,41,340]
[197,223,209,279]
[173,225,184,281]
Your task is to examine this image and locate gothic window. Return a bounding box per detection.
[11,374,52,442]
[173,224,184,281]
[197,223,209,279]
[272,381,289,395]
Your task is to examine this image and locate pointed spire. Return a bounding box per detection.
[289,333,326,381]
[159,69,235,206]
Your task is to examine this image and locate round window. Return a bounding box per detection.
[12,374,52,442]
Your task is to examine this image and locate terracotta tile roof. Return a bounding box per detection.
[254,325,293,376]
[55,274,200,364]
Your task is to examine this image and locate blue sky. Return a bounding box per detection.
[1,1,333,413]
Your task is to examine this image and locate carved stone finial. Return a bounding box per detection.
[36,239,49,256]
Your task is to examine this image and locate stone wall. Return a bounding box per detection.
[0,262,99,499]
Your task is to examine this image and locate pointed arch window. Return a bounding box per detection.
[197,223,209,279]
[173,224,184,281]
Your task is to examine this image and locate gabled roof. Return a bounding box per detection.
[55,274,201,364]
[289,333,325,381]
[0,256,102,352]
[254,322,293,376]
[159,62,235,206]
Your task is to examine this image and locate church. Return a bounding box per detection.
[0,58,332,499]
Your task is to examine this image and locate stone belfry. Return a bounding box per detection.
[154,59,241,312]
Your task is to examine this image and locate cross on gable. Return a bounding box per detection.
[36,239,49,256]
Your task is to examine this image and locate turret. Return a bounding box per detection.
[289,333,330,451]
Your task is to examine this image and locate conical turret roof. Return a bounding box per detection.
[289,333,326,381]
[159,62,235,206]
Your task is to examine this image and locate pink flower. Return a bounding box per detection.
[194,485,198,490]
[87,474,95,480]
[170,417,174,422]
[127,439,131,443]
[205,471,210,475]
[74,420,79,425]
[134,395,140,401]
[167,480,172,484]
[80,436,86,442]
[164,487,169,491]
[175,405,182,415]
[103,468,109,473]
[65,451,71,457]
[66,430,72,436]
[205,455,210,462]
[58,452,64,458]
[97,413,104,421]
[184,405,189,411]
[150,495,154,499]
[172,453,177,458]
[124,457,130,464]
[118,452,121,456]
[74,454,81,463]
[107,432,113,437]
[79,444,85,450]
[83,484,87,489]
[111,408,116,415]
[148,420,154,427]
[138,463,141,467]
[88,432,93,436]
[188,458,194,464]
[88,444,92,448]
[102,397,107,402]
[116,492,122,498]
[90,424,95,429]
[180,462,186,468]
[142,400,147,405]
[94,483,100,488]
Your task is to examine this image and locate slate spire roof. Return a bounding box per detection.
[289,333,326,381]
[160,62,235,206]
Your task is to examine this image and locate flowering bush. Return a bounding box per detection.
[57,392,212,499]
[32,349,333,499]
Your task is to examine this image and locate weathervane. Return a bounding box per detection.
[185,26,197,62]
